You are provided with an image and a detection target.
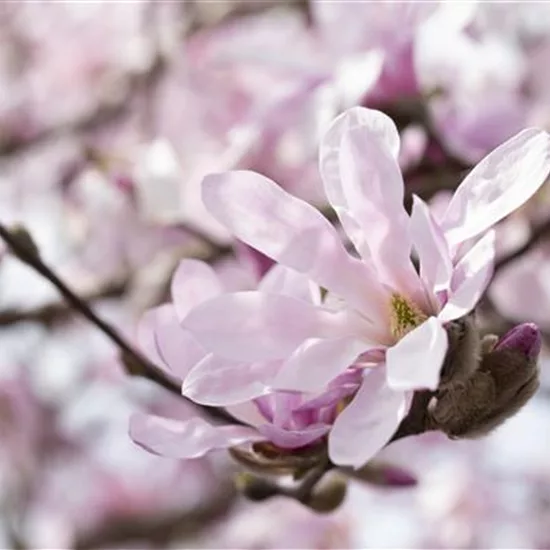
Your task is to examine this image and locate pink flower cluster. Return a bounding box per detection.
[131,106,550,468]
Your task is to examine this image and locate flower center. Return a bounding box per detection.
[390,293,427,340]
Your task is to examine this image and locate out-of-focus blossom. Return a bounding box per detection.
[415,2,550,163]
[191,496,351,549]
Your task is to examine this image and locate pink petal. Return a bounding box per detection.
[137,305,169,368]
[274,337,369,393]
[137,305,205,380]
[438,230,495,322]
[441,128,550,246]
[171,259,223,321]
[182,291,331,362]
[320,108,421,300]
[258,264,320,304]
[225,402,266,428]
[182,355,279,406]
[328,368,407,468]
[258,423,329,449]
[386,317,447,391]
[129,414,263,459]
[410,195,453,294]
[202,170,388,321]
[153,305,206,380]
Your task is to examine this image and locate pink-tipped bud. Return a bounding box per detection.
[380,465,418,487]
[495,323,542,360]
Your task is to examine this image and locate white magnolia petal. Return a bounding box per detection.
[438,231,496,322]
[137,305,169,367]
[182,354,278,406]
[129,414,262,459]
[259,264,320,304]
[154,306,206,380]
[320,108,421,299]
[442,128,550,246]
[328,368,407,468]
[386,317,447,391]
[171,259,223,321]
[274,337,370,393]
[182,291,331,362]
[137,305,205,380]
[410,195,453,292]
[202,170,388,321]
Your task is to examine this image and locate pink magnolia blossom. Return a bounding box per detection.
[130,258,372,463]
[172,107,550,467]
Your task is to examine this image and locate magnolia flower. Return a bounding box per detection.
[175,107,550,466]
[130,258,379,464]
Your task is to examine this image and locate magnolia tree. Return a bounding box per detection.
[1,1,550,548]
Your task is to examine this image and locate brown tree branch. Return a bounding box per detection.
[0,278,128,327]
[494,216,550,273]
[74,483,237,550]
[0,222,237,425]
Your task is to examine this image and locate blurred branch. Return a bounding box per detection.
[494,216,550,273]
[75,483,237,549]
[0,222,237,425]
[0,278,128,327]
[382,96,472,205]
[184,0,311,35]
[0,45,167,159]
[0,236,232,329]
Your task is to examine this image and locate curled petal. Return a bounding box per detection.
[441,128,550,246]
[328,368,407,468]
[137,305,170,368]
[410,195,453,293]
[257,423,330,449]
[259,264,320,304]
[182,355,279,406]
[202,170,388,321]
[171,259,223,321]
[320,107,421,300]
[386,317,448,391]
[129,414,263,459]
[439,231,495,323]
[138,305,205,380]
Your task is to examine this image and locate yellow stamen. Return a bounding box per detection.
[390,293,427,340]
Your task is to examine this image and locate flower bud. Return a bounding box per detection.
[8,225,40,259]
[494,322,542,360]
[235,473,280,502]
[344,461,417,487]
[304,475,348,514]
[428,323,541,439]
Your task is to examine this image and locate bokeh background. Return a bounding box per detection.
[1,1,550,548]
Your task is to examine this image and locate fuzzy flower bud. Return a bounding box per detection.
[428,323,541,439]
[494,322,542,360]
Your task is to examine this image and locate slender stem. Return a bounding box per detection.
[0,222,237,425]
[293,457,333,503]
[0,222,180,390]
[0,278,128,327]
[494,216,550,273]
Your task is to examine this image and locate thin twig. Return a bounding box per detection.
[0,278,128,327]
[292,457,333,503]
[0,222,237,425]
[494,216,550,273]
[75,483,237,549]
